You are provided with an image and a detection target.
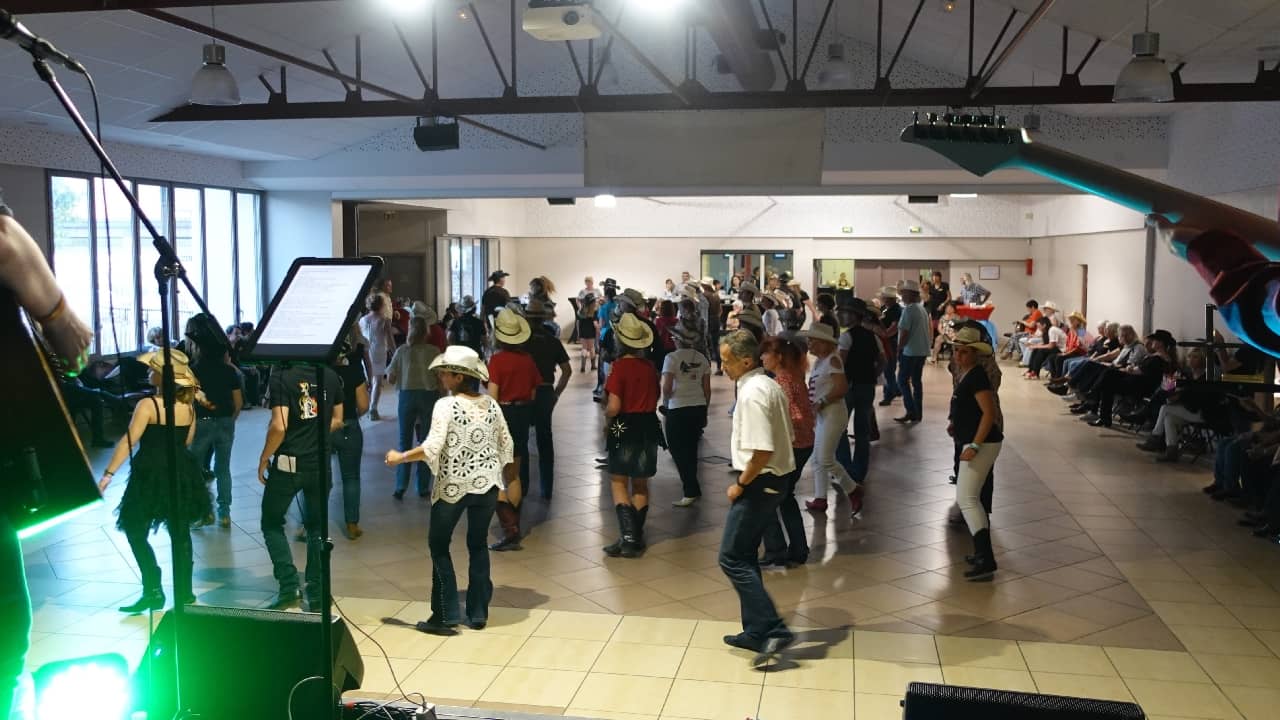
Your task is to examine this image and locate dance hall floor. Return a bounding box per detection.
[17,356,1280,720]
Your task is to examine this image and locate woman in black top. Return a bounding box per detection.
[949,329,1004,581]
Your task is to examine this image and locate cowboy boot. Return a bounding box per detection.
[490,501,522,551]
[964,529,997,581]
[634,505,649,552]
[604,504,641,558]
[119,565,165,614]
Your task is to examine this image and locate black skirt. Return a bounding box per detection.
[606,412,663,478]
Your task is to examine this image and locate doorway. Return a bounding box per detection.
[373,254,426,306]
[850,260,950,299]
[700,251,794,289]
[1079,264,1089,318]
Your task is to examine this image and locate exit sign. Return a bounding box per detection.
[841,226,853,234]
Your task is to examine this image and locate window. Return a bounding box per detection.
[447,236,488,305]
[699,251,794,289]
[48,173,263,356]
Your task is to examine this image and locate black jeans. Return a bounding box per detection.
[261,463,329,602]
[121,516,193,595]
[502,403,533,487]
[428,488,498,625]
[521,386,557,498]
[0,516,28,720]
[719,472,791,644]
[762,447,813,562]
[835,383,876,483]
[331,422,363,524]
[665,404,707,498]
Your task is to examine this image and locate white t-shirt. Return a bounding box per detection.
[1048,325,1068,351]
[662,348,710,410]
[808,353,843,405]
[731,369,796,477]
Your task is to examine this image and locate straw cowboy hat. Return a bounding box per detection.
[137,349,198,387]
[493,307,531,345]
[799,323,838,346]
[952,327,993,356]
[1068,311,1086,325]
[429,345,489,382]
[1042,300,1059,311]
[614,313,654,349]
[410,301,438,325]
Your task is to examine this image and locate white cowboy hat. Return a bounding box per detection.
[614,312,654,349]
[799,323,838,345]
[878,286,899,299]
[1042,300,1059,311]
[429,345,489,382]
[493,307,531,345]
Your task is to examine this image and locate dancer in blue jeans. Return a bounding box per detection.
[389,316,442,500]
[333,349,369,539]
[895,280,932,424]
[186,323,243,528]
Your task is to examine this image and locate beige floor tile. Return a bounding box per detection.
[569,673,673,716]
[662,678,762,720]
[1129,579,1219,604]
[584,584,677,614]
[1219,685,1280,720]
[643,572,728,601]
[509,636,605,671]
[592,642,688,677]
[1032,672,1133,702]
[1047,593,1153,627]
[1075,615,1186,652]
[853,630,939,664]
[935,636,1027,670]
[676,647,765,685]
[1104,647,1211,683]
[534,610,623,641]
[479,666,587,708]
[845,583,934,613]
[574,712,657,720]
[1192,654,1280,688]
[758,685,854,720]
[940,666,1037,693]
[1001,607,1106,642]
[1228,605,1280,632]
[359,624,448,660]
[1254,629,1280,656]
[760,657,853,692]
[611,615,698,646]
[552,566,635,594]
[332,597,410,625]
[1204,584,1280,608]
[1114,559,1195,583]
[428,632,527,665]
[1149,601,1244,629]
[688,620,749,650]
[1018,642,1117,676]
[401,660,503,704]
[853,659,941,695]
[632,602,714,621]
[893,601,990,634]
[476,607,550,636]
[357,656,426,695]
[1170,625,1274,657]
[1123,679,1242,719]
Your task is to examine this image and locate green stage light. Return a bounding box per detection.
[33,653,130,720]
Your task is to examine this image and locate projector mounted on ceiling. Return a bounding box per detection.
[524,0,602,41]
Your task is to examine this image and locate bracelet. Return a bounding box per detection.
[36,293,67,325]
[103,470,114,477]
[965,443,981,452]
[736,478,750,488]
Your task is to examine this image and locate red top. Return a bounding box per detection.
[654,316,677,351]
[428,324,448,352]
[605,356,659,414]
[487,350,540,403]
[1020,308,1043,331]
[774,370,814,449]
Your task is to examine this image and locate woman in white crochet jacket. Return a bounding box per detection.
[385,346,513,634]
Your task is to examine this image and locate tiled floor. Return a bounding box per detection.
[15,353,1280,719]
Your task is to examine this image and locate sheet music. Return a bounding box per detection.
[255,265,372,346]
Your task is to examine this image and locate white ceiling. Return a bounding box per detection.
[2,0,1275,161]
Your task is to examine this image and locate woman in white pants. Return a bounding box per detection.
[949,329,1004,580]
[801,324,866,518]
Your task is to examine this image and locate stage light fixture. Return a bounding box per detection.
[594,194,618,208]
[33,653,130,720]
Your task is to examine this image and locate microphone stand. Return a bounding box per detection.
[30,57,222,716]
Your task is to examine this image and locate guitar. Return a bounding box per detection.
[0,289,101,538]
[900,113,1280,359]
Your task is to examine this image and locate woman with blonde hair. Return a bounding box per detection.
[388,316,442,501]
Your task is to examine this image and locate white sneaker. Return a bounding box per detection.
[672,496,699,507]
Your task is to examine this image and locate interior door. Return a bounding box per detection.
[372,253,426,304]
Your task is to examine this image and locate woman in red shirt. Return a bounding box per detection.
[603,313,662,558]
[486,308,542,551]
[758,336,814,567]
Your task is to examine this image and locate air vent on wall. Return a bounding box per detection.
[547,197,577,205]
[907,195,940,204]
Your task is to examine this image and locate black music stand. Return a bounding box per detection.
[243,257,382,720]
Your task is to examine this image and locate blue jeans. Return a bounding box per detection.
[0,516,29,720]
[836,383,877,482]
[1214,434,1247,493]
[428,488,498,625]
[1064,355,1090,378]
[191,415,236,516]
[331,421,363,524]
[719,473,791,645]
[762,447,813,563]
[396,389,438,495]
[881,350,900,401]
[897,355,927,418]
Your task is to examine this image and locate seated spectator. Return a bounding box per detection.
[929,302,959,364]
[1048,321,1119,392]
[1022,316,1067,378]
[1135,349,1217,460]
[1000,299,1042,359]
[61,378,119,448]
[1064,324,1148,407]
[1076,330,1174,427]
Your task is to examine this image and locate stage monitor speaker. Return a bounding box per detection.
[413,118,460,151]
[903,682,1146,720]
[138,605,364,720]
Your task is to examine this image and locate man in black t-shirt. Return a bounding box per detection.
[835,299,886,485]
[523,299,573,499]
[481,271,511,350]
[877,288,903,405]
[190,354,243,527]
[258,364,343,611]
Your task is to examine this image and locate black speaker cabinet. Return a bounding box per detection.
[137,606,364,720]
[903,682,1146,719]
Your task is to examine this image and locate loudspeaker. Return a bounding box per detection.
[903,682,1146,719]
[413,118,460,151]
[138,606,364,720]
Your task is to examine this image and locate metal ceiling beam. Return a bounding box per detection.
[150,80,1280,122]
[9,0,335,11]
[970,0,1057,98]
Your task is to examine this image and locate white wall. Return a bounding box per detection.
[0,162,51,254]
[1031,229,1148,329]
[263,191,339,296]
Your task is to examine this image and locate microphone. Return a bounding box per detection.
[0,9,87,75]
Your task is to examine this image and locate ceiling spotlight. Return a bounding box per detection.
[630,0,686,16]
[949,193,978,199]
[457,7,470,20]
[594,194,617,208]
[189,7,240,106]
[376,0,432,16]
[1114,0,1174,103]
[942,0,957,12]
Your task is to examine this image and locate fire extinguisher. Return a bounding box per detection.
[1026,258,1034,275]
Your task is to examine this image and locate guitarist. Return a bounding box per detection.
[0,197,93,720]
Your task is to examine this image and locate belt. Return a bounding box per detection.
[500,400,533,407]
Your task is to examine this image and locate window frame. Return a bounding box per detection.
[45,169,265,357]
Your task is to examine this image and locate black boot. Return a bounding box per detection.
[635,505,649,552]
[604,505,642,558]
[964,529,997,581]
[490,501,522,551]
[120,565,165,614]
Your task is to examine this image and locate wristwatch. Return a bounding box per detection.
[736,478,750,488]
[964,442,981,452]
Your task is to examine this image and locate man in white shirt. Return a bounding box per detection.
[717,329,796,664]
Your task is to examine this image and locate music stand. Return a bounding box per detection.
[243,257,383,720]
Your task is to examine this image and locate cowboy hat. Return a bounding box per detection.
[878,286,899,299]
[137,349,198,387]
[410,301,438,325]
[1042,300,1059,311]
[493,307,531,345]
[1068,311,1086,325]
[841,297,869,314]
[524,297,556,320]
[787,277,801,287]
[458,295,478,313]
[952,327,993,356]
[739,282,759,295]
[670,322,703,348]
[488,270,510,282]
[429,345,489,382]
[617,288,646,310]
[737,306,764,330]
[614,313,654,349]
[799,323,838,345]
[900,279,921,294]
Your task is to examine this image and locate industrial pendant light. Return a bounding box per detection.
[815,2,850,89]
[190,6,241,106]
[1113,0,1173,103]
